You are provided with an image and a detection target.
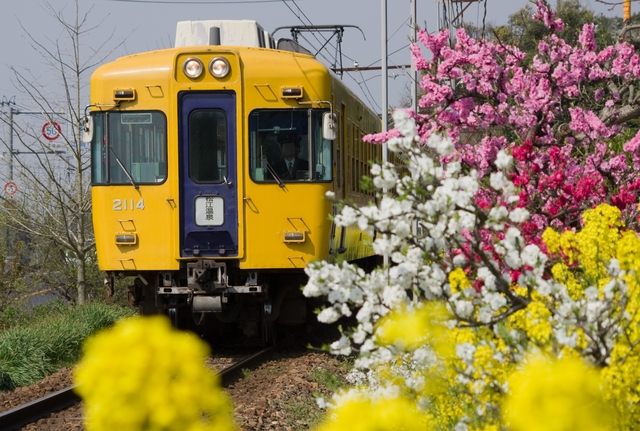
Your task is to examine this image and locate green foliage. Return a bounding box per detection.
[0,303,135,390]
[0,300,67,334]
[308,367,346,393]
[283,365,348,430]
[287,400,324,430]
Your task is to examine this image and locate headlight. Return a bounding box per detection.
[209,57,230,78]
[183,58,204,79]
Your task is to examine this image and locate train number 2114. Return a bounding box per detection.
[113,199,145,211]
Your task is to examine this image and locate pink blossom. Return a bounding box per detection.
[532,0,564,32]
[363,129,401,144]
[578,23,596,51]
[594,89,604,101]
[418,29,448,58]
[623,130,640,153]
[410,43,429,70]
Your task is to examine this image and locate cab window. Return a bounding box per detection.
[91,111,167,185]
[248,109,332,183]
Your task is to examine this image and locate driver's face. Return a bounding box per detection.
[281,141,297,159]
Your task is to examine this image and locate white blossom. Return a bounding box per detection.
[585,286,599,301]
[478,307,493,323]
[317,307,341,324]
[508,207,530,223]
[490,171,507,190]
[427,133,454,156]
[455,300,474,318]
[453,254,467,267]
[456,342,476,363]
[485,292,507,311]
[521,244,547,270]
[495,149,513,170]
[330,335,352,355]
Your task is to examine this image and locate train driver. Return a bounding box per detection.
[273,132,308,180]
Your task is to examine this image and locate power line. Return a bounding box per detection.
[278,0,383,112]
[277,0,413,112]
[348,72,381,112]
[105,0,306,3]
[333,65,412,72]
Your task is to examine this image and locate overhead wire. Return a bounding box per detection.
[279,0,384,112]
[354,72,382,111]
[278,0,336,66]
[106,0,305,3]
[285,0,412,111]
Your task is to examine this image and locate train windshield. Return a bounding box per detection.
[91,111,168,185]
[249,109,332,183]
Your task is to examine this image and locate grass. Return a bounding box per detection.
[284,361,350,430]
[0,302,135,391]
[308,367,345,393]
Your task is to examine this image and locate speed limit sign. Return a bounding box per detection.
[4,181,18,195]
[42,121,61,141]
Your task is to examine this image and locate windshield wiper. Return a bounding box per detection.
[264,159,285,188]
[109,146,139,189]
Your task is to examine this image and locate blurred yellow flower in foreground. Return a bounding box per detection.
[315,395,427,431]
[74,315,236,431]
[375,302,452,357]
[504,354,612,431]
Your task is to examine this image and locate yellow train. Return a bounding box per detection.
[85,20,381,342]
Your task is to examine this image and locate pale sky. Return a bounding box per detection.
[0,0,626,115]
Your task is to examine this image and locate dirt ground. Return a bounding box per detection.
[0,341,349,431]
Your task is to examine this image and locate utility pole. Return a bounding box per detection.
[382,0,388,147]
[381,0,389,267]
[624,0,631,22]
[410,0,418,114]
[438,0,482,37]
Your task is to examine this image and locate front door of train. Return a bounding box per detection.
[179,91,238,258]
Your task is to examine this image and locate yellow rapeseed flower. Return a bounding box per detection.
[315,395,428,431]
[74,315,236,431]
[448,267,471,294]
[541,228,560,254]
[375,302,452,357]
[559,231,578,264]
[504,354,613,431]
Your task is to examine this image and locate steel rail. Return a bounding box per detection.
[0,335,295,430]
[0,386,80,431]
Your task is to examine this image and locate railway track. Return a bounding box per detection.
[0,335,295,431]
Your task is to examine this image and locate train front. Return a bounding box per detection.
[87,20,337,342]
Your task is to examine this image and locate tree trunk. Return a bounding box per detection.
[76,253,86,305]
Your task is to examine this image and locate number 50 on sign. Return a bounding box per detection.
[42,122,61,141]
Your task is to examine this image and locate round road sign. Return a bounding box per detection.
[4,181,18,195]
[42,121,61,141]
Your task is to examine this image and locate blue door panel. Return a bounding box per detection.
[179,91,238,257]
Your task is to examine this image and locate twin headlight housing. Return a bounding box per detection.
[182,57,230,79]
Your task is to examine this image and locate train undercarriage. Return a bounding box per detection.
[110,261,313,345]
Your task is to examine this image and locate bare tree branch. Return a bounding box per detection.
[0,0,128,304]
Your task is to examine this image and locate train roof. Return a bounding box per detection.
[175,19,311,55]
